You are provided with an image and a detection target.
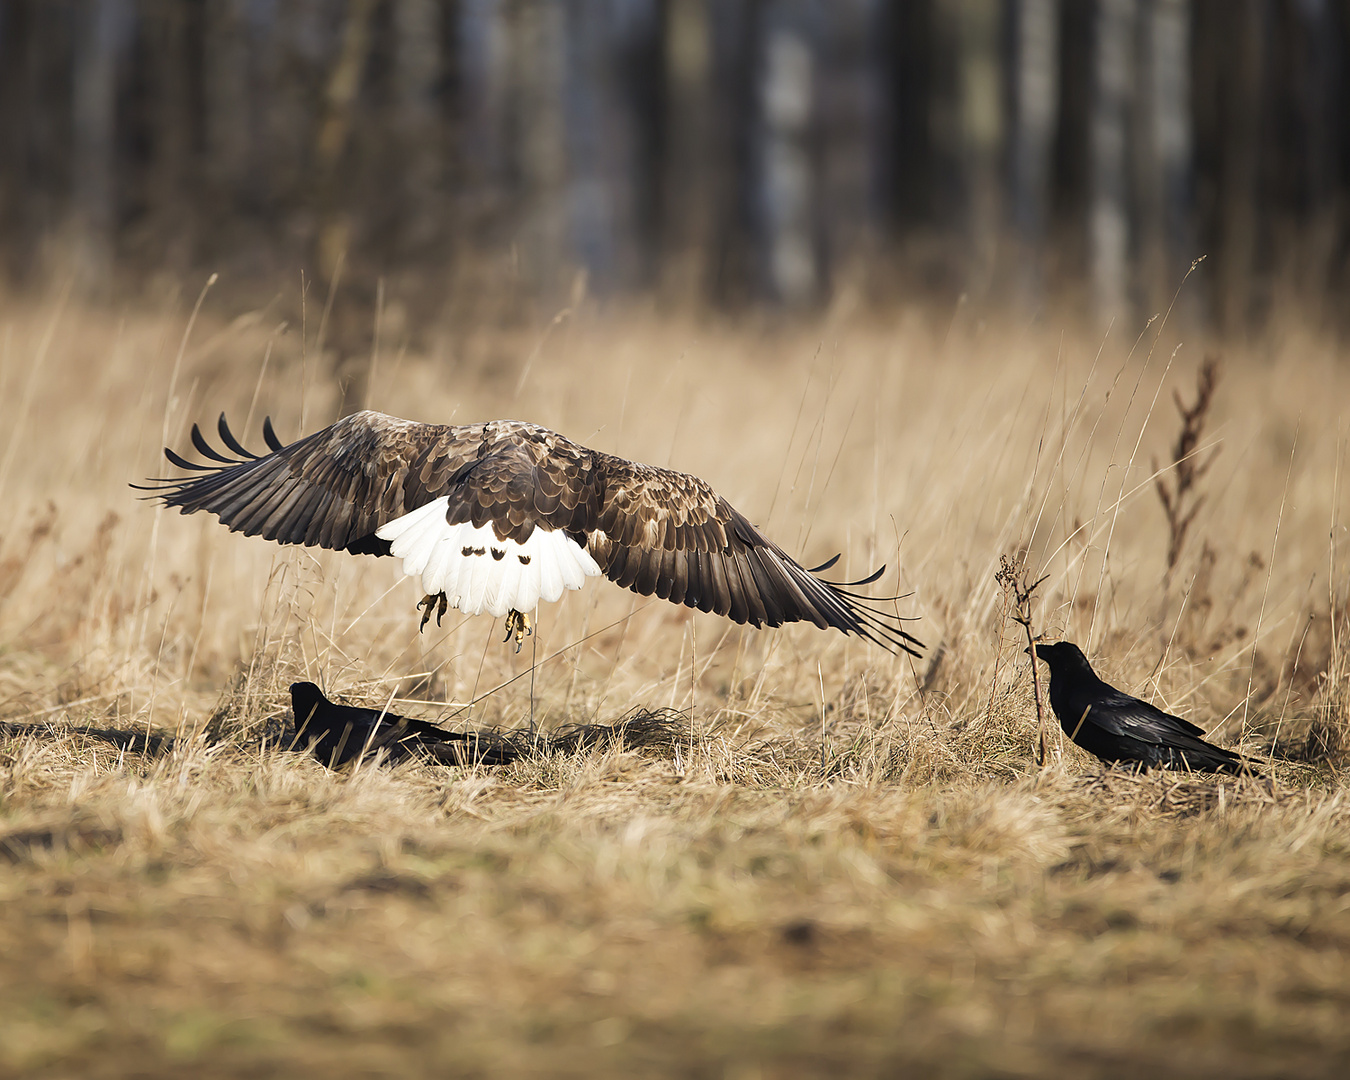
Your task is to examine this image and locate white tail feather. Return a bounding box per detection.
[376,496,601,617]
[534,541,564,601]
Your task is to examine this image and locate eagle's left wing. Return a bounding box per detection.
[582,454,923,657]
[134,410,485,554]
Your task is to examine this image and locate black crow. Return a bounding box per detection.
[1026,641,1256,774]
[288,682,519,768]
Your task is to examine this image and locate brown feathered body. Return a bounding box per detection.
[138,412,920,655]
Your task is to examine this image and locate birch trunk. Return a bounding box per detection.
[395,0,443,256]
[1009,0,1059,308]
[72,0,128,286]
[1090,0,1136,324]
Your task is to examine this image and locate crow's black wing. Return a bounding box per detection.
[1069,687,1249,773]
[1081,687,1209,740]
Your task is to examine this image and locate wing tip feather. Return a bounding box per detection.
[217,413,259,459]
[262,415,285,452]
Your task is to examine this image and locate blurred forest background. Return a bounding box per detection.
[1,0,1348,338]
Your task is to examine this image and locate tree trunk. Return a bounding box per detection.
[204,0,250,211]
[817,0,877,301]
[878,0,938,232]
[72,0,129,288]
[394,0,443,258]
[1090,0,1136,325]
[1285,0,1340,324]
[141,0,194,272]
[564,0,618,292]
[1214,0,1264,335]
[759,10,819,305]
[507,0,568,305]
[1134,0,1192,316]
[315,0,378,286]
[705,0,762,308]
[658,0,712,304]
[1009,0,1059,309]
[954,0,1002,306]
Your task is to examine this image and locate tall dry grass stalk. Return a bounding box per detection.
[1155,353,1221,586]
[0,288,1347,1076]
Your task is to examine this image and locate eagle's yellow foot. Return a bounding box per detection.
[503,609,532,652]
[418,592,448,632]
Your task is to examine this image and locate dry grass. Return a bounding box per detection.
[0,285,1347,1078]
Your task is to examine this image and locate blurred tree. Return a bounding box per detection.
[1090,0,1135,325]
[563,0,663,296]
[1052,0,1092,297]
[72,0,130,287]
[658,0,713,303]
[759,3,819,305]
[706,0,761,308]
[203,0,249,214]
[257,0,308,228]
[137,0,193,273]
[1272,0,1343,324]
[1134,0,1192,315]
[457,0,509,247]
[1009,0,1058,309]
[507,0,567,303]
[877,0,939,234]
[0,0,1344,332]
[954,0,1001,305]
[1193,0,1264,334]
[314,0,377,285]
[393,0,444,258]
[817,0,880,301]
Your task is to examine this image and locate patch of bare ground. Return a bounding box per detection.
[0,291,1347,1077]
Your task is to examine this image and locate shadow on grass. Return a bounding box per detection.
[0,720,176,757]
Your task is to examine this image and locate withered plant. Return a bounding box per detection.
[1155,354,1222,587]
[996,554,1050,766]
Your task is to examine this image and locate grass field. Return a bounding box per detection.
[0,284,1347,1078]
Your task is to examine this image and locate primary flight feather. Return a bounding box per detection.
[137,412,922,656]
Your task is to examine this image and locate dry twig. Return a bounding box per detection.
[996,554,1051,766]
[1155,355,1222,584]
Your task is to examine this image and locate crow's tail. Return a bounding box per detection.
[1163,737,1259,775]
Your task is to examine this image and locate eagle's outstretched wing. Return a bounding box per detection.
[586,454,922,655]
[138,411,923,656]
[136,410,485,554]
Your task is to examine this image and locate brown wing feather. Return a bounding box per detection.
[138,411,486,554]
[139,412,921,656]
[140,413,609,555]
[584,456,923,657]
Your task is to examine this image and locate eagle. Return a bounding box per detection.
[137,412,922,657]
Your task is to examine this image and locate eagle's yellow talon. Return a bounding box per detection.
[418,593,448,632]
[503,609,532,652]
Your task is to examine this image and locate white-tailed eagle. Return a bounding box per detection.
[137,412,922,657]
